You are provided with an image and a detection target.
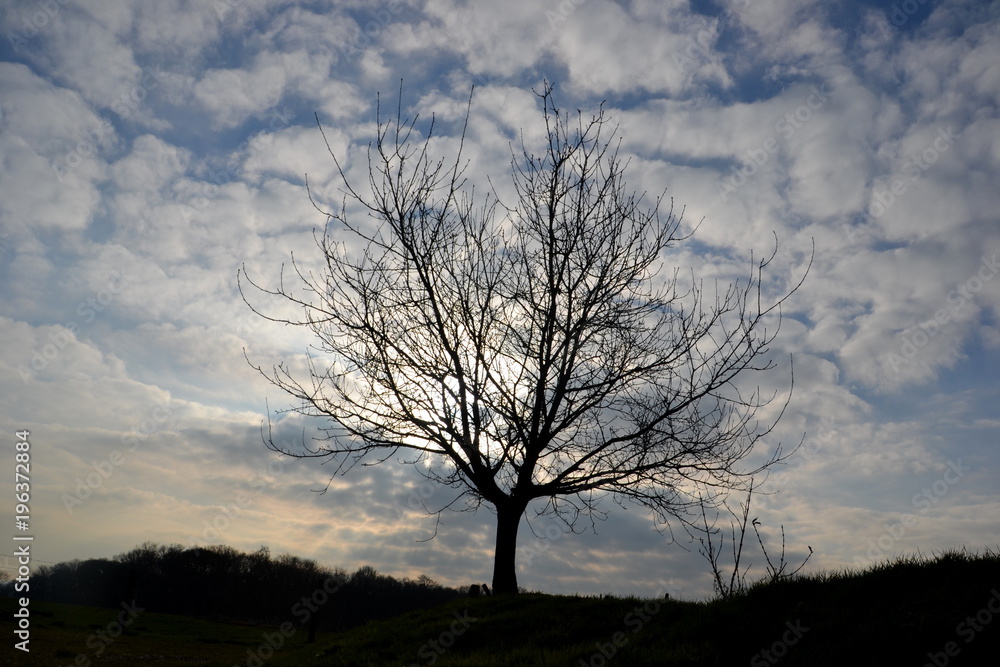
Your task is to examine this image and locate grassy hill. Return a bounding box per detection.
[4,550,998,666]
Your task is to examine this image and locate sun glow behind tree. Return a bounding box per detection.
[240,83,808,594]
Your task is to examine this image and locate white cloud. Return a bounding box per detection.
[556,0,730,96]
[1,0,999,599]
[30,9,142,108]
[0,63,111,231]
[131,1,229,57]
[193,62,288,129]
[111,133,188,194]
[412,0,551,77]
[242,124,343,187]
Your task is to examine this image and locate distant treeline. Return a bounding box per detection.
[19,542,461,631]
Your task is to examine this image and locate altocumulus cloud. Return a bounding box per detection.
[0,0,998,598]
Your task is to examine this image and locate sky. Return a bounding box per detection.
[0,0,998,601]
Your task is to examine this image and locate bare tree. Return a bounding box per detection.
[692,481,814,599]
[239,83,809,595]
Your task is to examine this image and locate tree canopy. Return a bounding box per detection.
[240,83,808,594]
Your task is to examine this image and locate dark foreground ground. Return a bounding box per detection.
[4,550,999,666]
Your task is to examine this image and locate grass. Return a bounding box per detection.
[1,596,327,667]
[4,549,999,666]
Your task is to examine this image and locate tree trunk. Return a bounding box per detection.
[491,500,526,595]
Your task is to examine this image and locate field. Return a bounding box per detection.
[3,550,999,666]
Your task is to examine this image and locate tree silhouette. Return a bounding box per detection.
[240,83,808,594]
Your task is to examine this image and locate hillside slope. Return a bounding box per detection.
[309,551,1000,666]
[4,550,997,666]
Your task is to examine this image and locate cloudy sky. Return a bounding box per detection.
[1,0,998,601]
